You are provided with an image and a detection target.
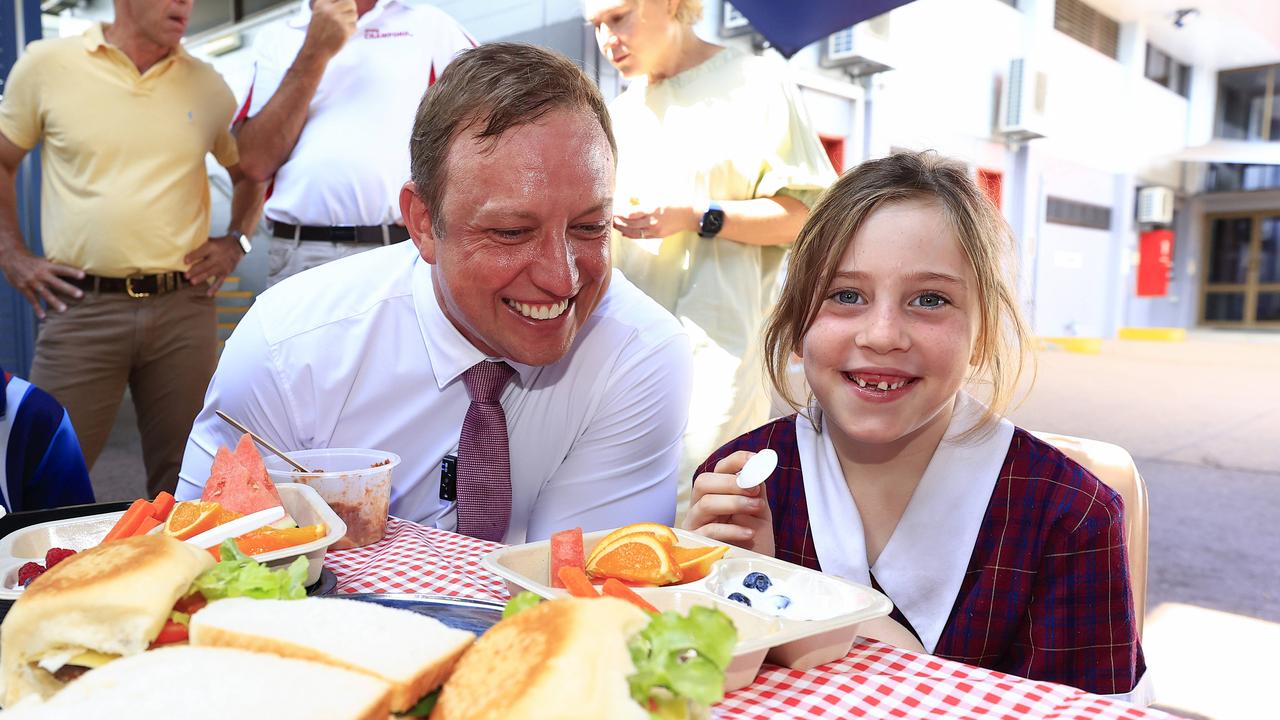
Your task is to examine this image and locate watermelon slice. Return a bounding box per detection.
[202,434,287,516]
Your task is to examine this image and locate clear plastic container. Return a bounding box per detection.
[264,449,399,549]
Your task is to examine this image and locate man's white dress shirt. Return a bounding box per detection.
[238,0,474,226]
[177,242,693,543]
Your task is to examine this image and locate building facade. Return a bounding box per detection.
[4,0,1279,371]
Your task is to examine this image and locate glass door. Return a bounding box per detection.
[1202,212,1280,327]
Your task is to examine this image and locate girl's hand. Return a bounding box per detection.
[682,450,775,556]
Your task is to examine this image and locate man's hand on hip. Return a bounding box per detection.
[304,0,358,61]
[0,247,84,319]
[184,235,244,297]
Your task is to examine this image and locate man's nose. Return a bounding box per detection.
[530,230,579,297]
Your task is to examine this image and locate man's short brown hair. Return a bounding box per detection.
[409,42,616,231]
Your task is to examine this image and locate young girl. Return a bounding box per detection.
[684,152,1146,699]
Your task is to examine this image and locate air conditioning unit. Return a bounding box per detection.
[1136,186,1175,225]
[997,58,1049,143]
[821,16,895,77]
[721,1,752,38]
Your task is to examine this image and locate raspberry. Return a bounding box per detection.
[44,547,76,568]
[18,562,45,587]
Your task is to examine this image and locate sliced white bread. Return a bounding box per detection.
[0,645,391,719]
[190,596,475,712]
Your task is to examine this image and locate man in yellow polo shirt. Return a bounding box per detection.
[0,0,263,497]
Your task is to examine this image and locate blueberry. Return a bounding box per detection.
[772,595,792,611]
[727,592,752,607]
[743,571,772,592]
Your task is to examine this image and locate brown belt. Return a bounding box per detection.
[70,272,189,298]
[272,222,410,244]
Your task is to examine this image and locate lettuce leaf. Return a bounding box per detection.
[626,605,737,713]
[191,539,309,600]
[502,591,544,619]
[397,689,439,717]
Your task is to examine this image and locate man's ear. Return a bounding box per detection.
[400,181,437,265]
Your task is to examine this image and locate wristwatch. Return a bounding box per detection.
[234,233,253,254]
[698,202,725,239]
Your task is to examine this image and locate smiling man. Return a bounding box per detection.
[177,43,693,543]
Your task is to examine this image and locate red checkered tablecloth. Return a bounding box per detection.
[327,518,1172,720]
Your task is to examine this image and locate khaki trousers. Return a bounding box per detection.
[29,283,217,497]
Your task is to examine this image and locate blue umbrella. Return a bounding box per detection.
[727,0,917,58]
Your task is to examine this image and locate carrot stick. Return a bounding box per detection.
[134,515,162,537]
[602,578,659,614]
[101,499,152,544]
[149,492,175,521]
[557,566,600,598]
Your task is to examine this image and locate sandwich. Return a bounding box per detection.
[0,534,309,707]
[189,596,476,715]
[0,645,392,719]
[431,595,738,720]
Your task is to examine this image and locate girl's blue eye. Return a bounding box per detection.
[912,293,950,309]
[832,290,861,305]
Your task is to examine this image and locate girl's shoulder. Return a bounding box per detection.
[1000,427,1128,534]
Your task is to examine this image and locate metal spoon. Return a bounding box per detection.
[215,410,314,474]
[736,448,779,490]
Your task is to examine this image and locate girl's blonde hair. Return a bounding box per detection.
[764,151,1034,431]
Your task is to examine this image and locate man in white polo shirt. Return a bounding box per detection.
[178,43,693,544]
[235,0,474,286]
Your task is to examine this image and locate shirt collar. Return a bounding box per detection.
[82,22,189,63]
[410,255,537,391]
[798,392,1014,653]
[287,0,404,29]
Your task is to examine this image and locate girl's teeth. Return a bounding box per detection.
[850,376,911,391]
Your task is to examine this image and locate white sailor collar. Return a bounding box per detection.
[795,392,1014,653]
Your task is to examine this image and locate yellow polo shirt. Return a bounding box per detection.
[0,24,239,276]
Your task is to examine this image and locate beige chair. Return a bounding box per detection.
[1031,431,1149,639]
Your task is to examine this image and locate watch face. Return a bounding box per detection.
[236,234,253,254]
[700,208,725,238]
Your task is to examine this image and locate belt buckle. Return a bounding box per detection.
[330,226,357,242]
[125,276,151,298]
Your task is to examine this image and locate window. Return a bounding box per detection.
[1046,197,1112,230]
[1054,0,1119,59]
[185,0,294,36]
[1216,65,1278,142]
[1145,43,1191,98]
[1206,163,1280,193]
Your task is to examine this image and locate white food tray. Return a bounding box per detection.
[482,527,892,691]
[0,483,345,599]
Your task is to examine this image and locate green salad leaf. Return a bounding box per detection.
[626,605,737,713]
[398,689,439,717]
[191,539,309,600]
[502,591,544,619]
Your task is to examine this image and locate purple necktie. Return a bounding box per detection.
[455,360,516,542]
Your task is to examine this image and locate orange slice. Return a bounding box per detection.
[235,524,326,556]
[669,544,729,584]
[162,501,222,540]
[585,523,678,567]
[214,506,244,526]
[586,535,681,586]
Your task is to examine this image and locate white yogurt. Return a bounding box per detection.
[720,570,848,621]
